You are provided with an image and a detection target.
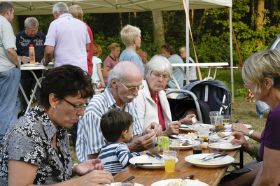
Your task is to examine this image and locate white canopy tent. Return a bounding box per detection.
[10,0,234,101]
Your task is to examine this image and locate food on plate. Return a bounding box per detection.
[217,132,225,137]
[201,142,208,149]
[210,123,224,132]
[186,132,198,139]
[166,180,188,186]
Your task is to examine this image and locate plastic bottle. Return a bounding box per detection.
[29,44,35,64]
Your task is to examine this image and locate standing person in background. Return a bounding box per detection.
[16,17,45,114]
[69,4,94,76]
[91,44,105,88]
[103,43,120,84]
[161,44,185,89]
[179,46,197,83]
[119,24,144,75]
[137,48,148,64]
[0,2,20,143]
[43,2,90,72]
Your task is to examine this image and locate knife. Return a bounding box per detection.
[201,153,227,161]
[146,152,162,160]
[135,163,163,166]
[121,176,135,183]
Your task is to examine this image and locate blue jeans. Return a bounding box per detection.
[0,68,21,142]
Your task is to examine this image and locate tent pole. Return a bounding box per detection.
[229,7,234,103]
[183,0,190,83]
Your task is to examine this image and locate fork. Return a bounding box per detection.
[200,153,227,161]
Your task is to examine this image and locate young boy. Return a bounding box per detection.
[98,109,139,175]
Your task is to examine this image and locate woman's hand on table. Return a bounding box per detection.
[77,169,113,185]
[73,159,104,176]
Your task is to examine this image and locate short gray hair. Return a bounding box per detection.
[145,55,172,80]
[108,61,142,87]
[53,2,69,14]
[120,24,141,47]
[0,2,13,15]
[24,17,39,28]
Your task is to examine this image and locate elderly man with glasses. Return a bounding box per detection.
[76,61,158,162]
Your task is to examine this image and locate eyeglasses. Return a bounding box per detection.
[119,82,144,92]
[63,98,87,111]
[151,71,170,80]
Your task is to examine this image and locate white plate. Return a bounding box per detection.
[151,179,209,186]
[224,124,252,129]
[107,183,143,186]
[185,153,235,168]
[208,142,241,150]
[170,139,200,150]
[171,133,198,140]
[129,155,178,169]
[209,132,232,141]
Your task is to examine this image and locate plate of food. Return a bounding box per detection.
[151,179,209,186]
[185,153,235,168]
[170,139,201,150]
[129,155,178,169]
[170,133,198,141]
[224,124,252,130]
[179,124,195,132]
[208,142,241,150]
[21,62,42,67]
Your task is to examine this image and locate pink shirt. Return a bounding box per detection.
[45,13,90,72]
[103,55,119,83]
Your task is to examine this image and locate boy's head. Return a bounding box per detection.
[100,109,133,142]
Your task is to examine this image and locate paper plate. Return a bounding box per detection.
[208,142,241,150]
[185,153,235,168]
[209,132,232,141]
[170,133,198,141]
[170,139,200,150]
[151,179,209,186]
[129,155,177,169]
[107,183,143,186]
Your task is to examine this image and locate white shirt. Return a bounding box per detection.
[44,13,90,72]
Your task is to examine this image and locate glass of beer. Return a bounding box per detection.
[163,150,177,173]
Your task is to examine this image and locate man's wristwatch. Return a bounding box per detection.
[247,130,254,138]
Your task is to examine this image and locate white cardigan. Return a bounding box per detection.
[135,80,172,130]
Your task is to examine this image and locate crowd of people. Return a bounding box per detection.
[1,1,280,186]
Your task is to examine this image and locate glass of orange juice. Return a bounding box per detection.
[163,150,177,173]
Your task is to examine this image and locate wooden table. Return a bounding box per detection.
[114,149,237,186]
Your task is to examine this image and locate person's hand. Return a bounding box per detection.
[73,159,104,176]
[100,81,106,88]
[165,121,181,135]
[232,123,250,135]
[231,131,250,151]
[41,58,48,66]
[179,114,196,124]
[129,127,157,151]
[77,170,113,185]
[21,56,30,64]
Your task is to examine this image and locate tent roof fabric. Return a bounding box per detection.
[11,0,232,15]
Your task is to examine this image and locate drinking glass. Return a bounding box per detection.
[163,151,177,173]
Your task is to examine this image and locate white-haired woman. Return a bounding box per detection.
[119,24,144,75]
[135,55,196,135]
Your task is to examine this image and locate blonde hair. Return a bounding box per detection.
[120,24,141,47]
[69,5,83,20]
[145,55,172,80]
[242,49,280,93]
[108,43,120,51]
[93,44,102,56]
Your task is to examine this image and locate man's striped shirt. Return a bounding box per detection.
[76,88,143,162]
